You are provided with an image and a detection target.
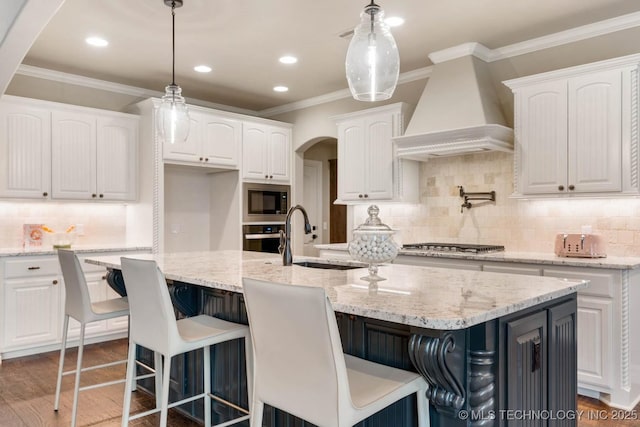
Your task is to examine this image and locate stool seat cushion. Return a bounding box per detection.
[177,315,249,347]
[90,297,129,318]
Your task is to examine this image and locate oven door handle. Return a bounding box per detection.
[244,233,281,240]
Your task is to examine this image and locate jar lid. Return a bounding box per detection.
[353,205,394,233]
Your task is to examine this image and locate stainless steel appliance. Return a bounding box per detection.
[243,183,290,223]
[243,224,285,253]
[402,243,505,254]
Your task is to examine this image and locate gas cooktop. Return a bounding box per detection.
[402,243,505,254]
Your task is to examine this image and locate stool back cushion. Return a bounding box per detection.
[121,257,180,353]
[243,278,349,426]
[58,249,93,321]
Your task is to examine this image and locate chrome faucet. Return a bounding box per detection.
[279,204,312,265]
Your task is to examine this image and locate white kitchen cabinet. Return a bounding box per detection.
[163,109,240,169]
[52,111,138,201]
[242,121,291,183]
[2,256,62,352]
[0,101,52,199]
[333,103,418,204]
[505,55,639,197]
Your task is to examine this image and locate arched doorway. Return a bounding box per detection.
[299,137,347,256]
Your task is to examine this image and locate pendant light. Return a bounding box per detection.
[345,1,399,102]
[157,0,190,144]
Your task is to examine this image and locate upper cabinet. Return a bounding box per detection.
[163,109,241,169]
[505,54,639,197]
[52,111,138,201]
[0,96,138,201]
[242,121,291,184]
[333,103,419,204]
[0,101,51,199]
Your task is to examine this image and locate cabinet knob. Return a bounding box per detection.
[558,185,564,191]
[269,175,273,179]
[205,158,209,162]
[92,193,97,198]
[364,194,369,198]
[42,192,48,197]
[101,275,107,280]
[265,175,269,179]
[52,280,58,285]
[568,185,575,191]
[200,157,204,161]
[358,194,363,198]
[99,194,104,198]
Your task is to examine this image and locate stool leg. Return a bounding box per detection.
[250,399,264,427]
[244,333,254,413]
[70,323,86,427]
[159,354,172,427]
[154,351,163,409]
[417,390,429,427]
[54,315,70,411]
[204,346,211,427]
[121,340,137,427]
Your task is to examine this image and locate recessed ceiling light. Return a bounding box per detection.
[273,86,289,92]
[85,36,108,47]
[279,56,298,64]
[194,65,212,73]
[385,17,405,27]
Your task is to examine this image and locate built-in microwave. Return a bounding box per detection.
[243,183,290,223]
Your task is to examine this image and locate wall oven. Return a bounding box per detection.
[242,224,284,253]
[243,183,290,223]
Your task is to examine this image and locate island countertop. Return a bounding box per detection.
[86,250,588,331]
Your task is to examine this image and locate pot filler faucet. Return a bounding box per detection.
[279,205,312,266]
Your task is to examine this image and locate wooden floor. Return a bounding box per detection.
[0,339,638,426]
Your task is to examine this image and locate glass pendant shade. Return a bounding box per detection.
[346,2,399,102]
[157,83,190,144]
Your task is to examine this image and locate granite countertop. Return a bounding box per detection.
[0,245,152,257]
[85,250,587,331]
[315,243,640,270]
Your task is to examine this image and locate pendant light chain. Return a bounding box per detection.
[171,1,176,87]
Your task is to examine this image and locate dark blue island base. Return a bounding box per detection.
[106,271,578,427]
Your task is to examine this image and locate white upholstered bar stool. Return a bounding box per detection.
[120,257,252,427]
[242,278,430,427]
[54,249,131,427]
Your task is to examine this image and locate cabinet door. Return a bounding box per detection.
[568,70,622,193]
[517,80,568,195]
[201,115,240,168]
[575,296,612,388]
[505,310,547,421]
[3,276,62,350]
[337,121,366,201]
[51,111,97,199]
[0,103,51,199]
[163,111,202,162]
[96,116,138,200]
[267,127,290,182]
[364,114,394,200]
[242,123,269,181]
[547,300,577,422]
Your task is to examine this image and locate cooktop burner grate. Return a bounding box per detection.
[402,243,505,254]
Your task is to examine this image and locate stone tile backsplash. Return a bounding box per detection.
[0,201,127,248]
[354,152,640,257]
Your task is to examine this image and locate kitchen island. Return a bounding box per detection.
[86,250,588,427]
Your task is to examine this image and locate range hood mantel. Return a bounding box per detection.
[394,43,513,160]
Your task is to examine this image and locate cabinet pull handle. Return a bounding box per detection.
[52,280,58,285]
[27,266,41,270]
[558,185,564,191]
[568,185,575,191]
[43,192,48,197]
[532,338,541,372]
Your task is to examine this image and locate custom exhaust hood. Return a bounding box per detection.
[394,43,513,160]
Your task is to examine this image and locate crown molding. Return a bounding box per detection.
[490,11,640,61]
[428,43,493,64]
[258,66,432,118]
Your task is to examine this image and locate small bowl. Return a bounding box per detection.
[50,232,76,249]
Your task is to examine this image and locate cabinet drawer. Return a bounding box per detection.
[543,267,615,297]
[4,257,59,278]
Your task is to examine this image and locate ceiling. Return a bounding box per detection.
[22,0,640,112]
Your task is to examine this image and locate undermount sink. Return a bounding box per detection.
[293,261,361,270]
